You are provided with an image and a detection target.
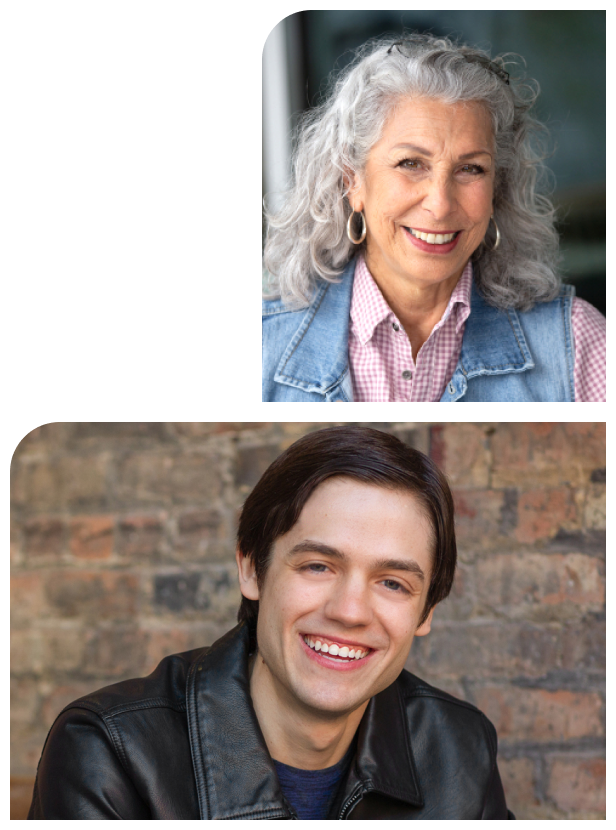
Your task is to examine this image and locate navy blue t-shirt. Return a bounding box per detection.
[273,743,355,820]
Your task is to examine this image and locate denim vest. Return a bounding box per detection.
[262,260,575,402]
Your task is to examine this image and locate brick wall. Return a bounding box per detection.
[10,422,605,819]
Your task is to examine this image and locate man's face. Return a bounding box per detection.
[237,477,434,719]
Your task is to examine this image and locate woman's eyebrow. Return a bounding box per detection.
[287,540,425,582]
[392,142,492,160]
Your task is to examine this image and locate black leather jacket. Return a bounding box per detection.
[29,623,514,819]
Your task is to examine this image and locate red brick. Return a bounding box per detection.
[44,571,139,621]
[82,626,147,678]
[438,423,491,487]
[584,484,606,530]
[547,757,605,815]
[70,516,114,560]
[11,454,108,511]
[562,614,605,672]
[11,572,46,627]
[117,513,166,559]
[11,627,42,675]
[451,488,505,549]
[11,678,40,728]
[142,627,191,673]
[23,516,66,558]
[473,687,603,742]
[491,424,605,488]
[515,487,578,543]
[38,624,87,673]
[175,509,225,557]
[11,776,36,820]
[498,757,537,818]
[408,621,561,679]
[116,451,222,506]
[40,681,102,728]
[171,423,270,439]
[475,553,604,617]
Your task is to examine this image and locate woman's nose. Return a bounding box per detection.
[421,175,456,218]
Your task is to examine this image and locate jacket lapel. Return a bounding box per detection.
[186,625,291,820]
[342,678,424,810]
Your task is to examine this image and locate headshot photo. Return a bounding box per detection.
[11,422,605,819]
[261,11,606,402]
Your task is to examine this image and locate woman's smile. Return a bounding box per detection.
[402,226,462,254]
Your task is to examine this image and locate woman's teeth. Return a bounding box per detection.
[408,228,457,244]
[303,636,368,660]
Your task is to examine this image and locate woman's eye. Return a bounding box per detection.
[459,164,484,175]
[399,158,422,170]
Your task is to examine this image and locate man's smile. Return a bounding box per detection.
[299,633,374,670]
[302,633,371,660]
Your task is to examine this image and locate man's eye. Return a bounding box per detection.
[304,563,328,573]
[382,579,408,593]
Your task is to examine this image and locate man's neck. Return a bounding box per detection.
[249,652,367,770]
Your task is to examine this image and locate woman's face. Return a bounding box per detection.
[351,96,495,294]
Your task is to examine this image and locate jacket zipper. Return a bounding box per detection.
[338,787,364,820]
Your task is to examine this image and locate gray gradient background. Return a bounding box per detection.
[3,10,275,402]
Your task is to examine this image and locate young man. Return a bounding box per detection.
[28,426,514,819]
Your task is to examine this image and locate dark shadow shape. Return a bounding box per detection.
[0,15,107,404]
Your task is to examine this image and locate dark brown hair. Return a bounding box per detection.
[236,426,457,630]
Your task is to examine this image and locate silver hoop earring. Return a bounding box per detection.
[347,210,367,244]
[490,215,501,251]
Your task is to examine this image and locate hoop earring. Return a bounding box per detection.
[347,210,367,244]
[490,214,501,251]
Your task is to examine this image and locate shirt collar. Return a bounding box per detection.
[350,254,474,344]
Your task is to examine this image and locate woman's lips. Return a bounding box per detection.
[402,226,461,254]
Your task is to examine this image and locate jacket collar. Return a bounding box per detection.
[186,624,423,819]
[458,281,533,376]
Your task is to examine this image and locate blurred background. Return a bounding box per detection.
[11,422,605,819]
[263,10,606,314]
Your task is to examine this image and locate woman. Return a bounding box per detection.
[262,34,605,402]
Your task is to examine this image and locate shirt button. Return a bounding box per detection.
[448,382,456,394]
[402,370,413,380]
[392,322,400,332]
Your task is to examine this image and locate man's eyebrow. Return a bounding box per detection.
[287,540,425,582]
[393,142,493,160]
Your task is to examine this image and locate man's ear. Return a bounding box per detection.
[414,607,434,637]
[236,548,260,601]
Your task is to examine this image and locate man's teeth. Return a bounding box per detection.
[409,228,457,244]
[303,636,368,660]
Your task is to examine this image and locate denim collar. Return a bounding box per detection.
[273,260,535,400]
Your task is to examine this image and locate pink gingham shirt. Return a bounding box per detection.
[348,255,606,402]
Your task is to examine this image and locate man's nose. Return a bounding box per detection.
[324,577,373,627]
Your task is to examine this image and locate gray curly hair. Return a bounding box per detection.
[263,33,561,311]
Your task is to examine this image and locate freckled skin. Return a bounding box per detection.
[236,478,434,768]
[351,97,495,312]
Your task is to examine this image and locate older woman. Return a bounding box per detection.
[262,34,605,402]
